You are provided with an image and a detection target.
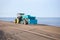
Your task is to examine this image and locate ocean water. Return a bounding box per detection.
[37,17,60,27]
[0,17,60,27]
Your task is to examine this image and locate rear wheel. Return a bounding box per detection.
[23,19,28,25]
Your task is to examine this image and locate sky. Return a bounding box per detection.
[0,0,60,17]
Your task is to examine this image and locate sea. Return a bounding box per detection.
[0,17,60,27]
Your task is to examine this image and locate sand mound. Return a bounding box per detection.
[0,21,60,40]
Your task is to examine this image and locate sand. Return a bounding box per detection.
[0,20,60,40]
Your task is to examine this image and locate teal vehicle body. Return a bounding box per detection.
[21,15,37,24]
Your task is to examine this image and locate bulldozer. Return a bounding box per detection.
[14,13,37,25]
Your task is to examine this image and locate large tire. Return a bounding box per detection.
[17,18,19,23]
[14,18,19,24]
[14,19,17,23]
[23,19,28,25]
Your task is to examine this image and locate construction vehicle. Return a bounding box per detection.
[14,13,37,25]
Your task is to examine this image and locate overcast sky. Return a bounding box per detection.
[0,0,60,17]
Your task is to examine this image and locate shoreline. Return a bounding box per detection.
[0,20,60,27]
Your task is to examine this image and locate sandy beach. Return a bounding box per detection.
[0,20,60,40]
